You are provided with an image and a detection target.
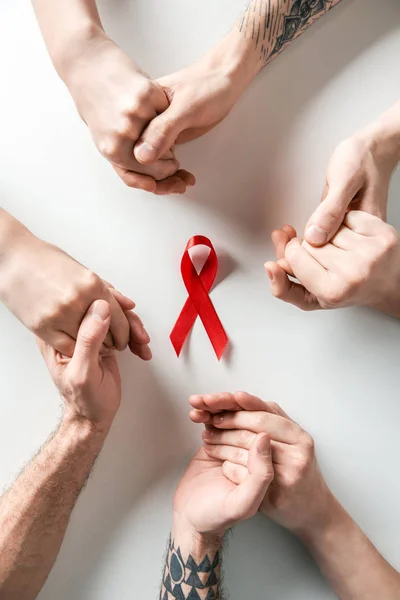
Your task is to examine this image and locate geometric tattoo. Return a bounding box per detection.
[160,537,221,600]
[238,0,343,66]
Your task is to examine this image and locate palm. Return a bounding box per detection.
[174,449,238,534]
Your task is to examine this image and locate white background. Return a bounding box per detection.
[1,0,400,598]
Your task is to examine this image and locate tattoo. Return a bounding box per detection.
[160,537,221,599]
[238,0,342,66]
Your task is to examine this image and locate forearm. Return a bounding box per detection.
[32,0,106,81]
[160,513,223,600]
[297,496,400,599]
[0,209,34,294]
[0,413,108,600]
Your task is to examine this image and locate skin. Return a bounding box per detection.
[32,0,195,194]
[189,391,400,600]
[0,208,152,358]
[265,210,400,317]
[0,300,122,600]
[305,101,400,246]
[161,405,274,599]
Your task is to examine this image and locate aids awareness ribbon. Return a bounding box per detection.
[170,236,228,360]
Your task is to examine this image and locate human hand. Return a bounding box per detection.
[64,35,195,194]
[305,124,400,246]
[37,300,121,428]
[134,47,250,165]
[190,392,333,535]
[264,211,400,316]
[173,408,273,536]
[0,233,152,358]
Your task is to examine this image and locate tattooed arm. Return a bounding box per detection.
[160,400,275,599]
[0,301,121,599]
[238,0,343,67]
[135,0,343,164]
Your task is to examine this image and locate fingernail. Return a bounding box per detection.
[257,435,270,456]
[88,300,109,322]
[264,265,274,282]
[136,142,156,163]
[306,225,328,245]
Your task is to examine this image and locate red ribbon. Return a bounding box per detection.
[170,236,228,360]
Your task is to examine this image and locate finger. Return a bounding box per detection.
[204,442,249,467]
[212,410,301,443]
[129,340,152,361]
[112,166,158,193]
[203,427,257,451]
[154,170,196,196]
[70,300,111,370]
[189,392,267,414]
[264,261,320,311]
[225,434,274,521]
[107,295,130,351]
[189,409,213,424]
[135,105,187,164]
[270,229,294,276]
[330,225,359,250]
[108,287,136,310]
[125,310,150,345]
[300,240,347,271]
[344,210,389,237]
[305,177,363,246]
[222,461,247,486]
[285,238,331,298]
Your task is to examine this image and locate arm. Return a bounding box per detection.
[0,417,109,600]
[0,300,121,599]
[0,207,151,358]
[32,0,193,194]
[160,521,222,599]
[135,0,343,163]
[190,391,400,600]
[298,498,400,600]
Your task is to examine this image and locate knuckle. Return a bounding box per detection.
[255,413,267,430]
[81,270,102,294]
[233,448,247,463]
[380,227,399,252]
[241,429,255,446]
[98,136,124,162]
[300,432,315,454]
[31,304,63,333]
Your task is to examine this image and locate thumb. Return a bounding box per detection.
[134,106,184,164]
[305,183,357,246]
[71,300,111,369]
[228,434,274,522]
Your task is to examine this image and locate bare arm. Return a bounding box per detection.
[298,497,400,600]
[0,417,109,600]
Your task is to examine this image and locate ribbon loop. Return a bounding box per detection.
[170,236,228,360]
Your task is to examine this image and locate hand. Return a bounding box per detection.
[134,47,249,165]
[37,300,121,427]
[173,412,273,536]
[305,125,400,246]
[65,35,195,194]
[190,392,333,535]
[265,211,400,316]
[0,232,152,358]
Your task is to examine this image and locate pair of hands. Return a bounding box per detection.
[0,226,151,360]
[266,128,400,316]
[174,392,331,540]
[65,34,241,193]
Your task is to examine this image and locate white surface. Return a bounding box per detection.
[1,1,400,598]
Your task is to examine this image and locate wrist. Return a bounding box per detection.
[204,29,263,97]
[359,111,400,170]
[0,213,35,301]
[53,23,108,85]
[171,511,223,558]
[293,493,349,550]
[59,410,111,444]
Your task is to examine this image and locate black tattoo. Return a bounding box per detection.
[238,0,342,66]
[160,538,221,600]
